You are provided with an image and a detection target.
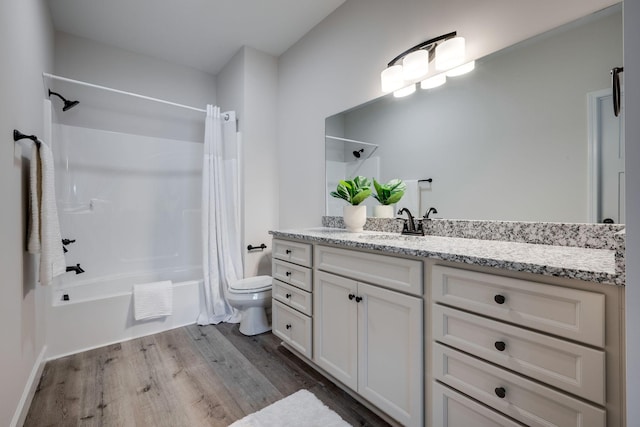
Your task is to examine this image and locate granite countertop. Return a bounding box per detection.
[270,228,621,286]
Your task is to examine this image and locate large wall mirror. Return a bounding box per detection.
[325,5,623,223]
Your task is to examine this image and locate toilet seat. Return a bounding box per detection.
[228,275,272,294]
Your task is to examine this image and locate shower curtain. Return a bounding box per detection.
[198,105,242,325]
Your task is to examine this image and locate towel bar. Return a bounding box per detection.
[13,129,41,147]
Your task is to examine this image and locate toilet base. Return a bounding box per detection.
[239,306,271,336]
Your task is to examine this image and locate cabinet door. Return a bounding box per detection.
[313,271,358,391]
[272,300,312,358]
[358,282,423,427]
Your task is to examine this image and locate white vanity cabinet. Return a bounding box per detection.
[430,264,624,427]
[271,239,313,358]
[313,246,424,427]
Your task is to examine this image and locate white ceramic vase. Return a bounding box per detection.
[373,204,394,218]
[343,205,367,232]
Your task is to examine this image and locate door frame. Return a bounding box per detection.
[587,88,618,223]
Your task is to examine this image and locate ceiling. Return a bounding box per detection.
[47,0,346,76]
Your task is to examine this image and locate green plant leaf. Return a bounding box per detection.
[372,178,406,205]
[351,188,372,205]
[330,176,372,205]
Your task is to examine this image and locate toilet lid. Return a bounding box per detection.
[229,275,272,294]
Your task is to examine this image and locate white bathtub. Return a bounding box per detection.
[45,270,202,360]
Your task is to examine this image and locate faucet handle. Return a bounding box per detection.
[423,207,438,220]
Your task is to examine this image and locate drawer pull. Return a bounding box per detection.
[355,296,363,303]
[494,294,506,304]
[348,293,355,300]
[286,324,292,329]
[285,293,292,299]
[494,341,506,351]
[285,249,292,254]
[494,387,506,399]
[285,271,292,277]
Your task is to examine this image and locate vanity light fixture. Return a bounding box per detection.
[381,31,473,96]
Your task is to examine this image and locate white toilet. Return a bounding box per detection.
[225,275,273,336]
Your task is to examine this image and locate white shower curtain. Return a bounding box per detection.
[198,105,243,325]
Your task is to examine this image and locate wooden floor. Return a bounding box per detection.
[24,323,391,427]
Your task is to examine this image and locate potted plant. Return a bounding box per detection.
[330,176,372,232]
[372,178,406,218]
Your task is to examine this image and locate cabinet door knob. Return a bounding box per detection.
[285,249,292,254]
[494,387,506,399]
[285,293,292,299]
[494,294,506,304]
[494,341,506,351]
[348,294,355,300]
[285,271,292,277]
[355,296,363,303]
[286,324,292,329]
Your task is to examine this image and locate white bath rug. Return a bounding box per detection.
[228,389,351,427]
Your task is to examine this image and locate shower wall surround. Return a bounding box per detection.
[52,124,203,291]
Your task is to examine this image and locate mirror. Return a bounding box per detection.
[326,5,623,223]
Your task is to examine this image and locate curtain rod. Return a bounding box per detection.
[42,73,207,114]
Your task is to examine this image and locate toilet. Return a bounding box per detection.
[225,275,273,336]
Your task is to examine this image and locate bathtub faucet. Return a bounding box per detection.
[66,264,85,274]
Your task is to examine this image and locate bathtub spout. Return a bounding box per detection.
[66,264,85,274]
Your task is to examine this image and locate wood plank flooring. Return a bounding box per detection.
[24,324,392,426]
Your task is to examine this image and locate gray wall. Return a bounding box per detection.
[216,46,279,277]
[53,32,217,142]
[624,0,640,422]
[277,0,619,229]
[0,0,54,425]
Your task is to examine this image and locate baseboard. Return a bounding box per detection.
[10,345,47,427]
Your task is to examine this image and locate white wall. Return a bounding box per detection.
[217,47,279,277]
[624,0,640,422]
[0,0,54,425]
[277,0,619,228]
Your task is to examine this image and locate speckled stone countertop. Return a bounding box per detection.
[270,228,622,286]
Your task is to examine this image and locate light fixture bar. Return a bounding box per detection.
[386,31,457,67]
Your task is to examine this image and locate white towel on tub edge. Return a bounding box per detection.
[133,281,173,320]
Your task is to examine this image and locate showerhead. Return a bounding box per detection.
[353,148,364,158]
[63,99,79,111]
[48,90,79,111]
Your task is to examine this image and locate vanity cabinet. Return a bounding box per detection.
[430,265,620,427]
[314,246,423,427]
[271,239,313,358]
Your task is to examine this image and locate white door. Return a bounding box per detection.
[313,271,358,390]
[358,282,423,427]
[589,89,624,223]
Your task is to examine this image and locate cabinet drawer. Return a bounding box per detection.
[315,245,422,296]
[432,265,605,347]
[434,343,606,427]
[433,304,605,404]
[273,279,312,316]
[273,239,312,267]
[272,259,312,291]
[432,382,525,427]
[272,300,312,358]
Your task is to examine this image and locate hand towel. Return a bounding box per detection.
[38,140,66,285]
[399,179,420,216]
[27,143,41,254]
[133,281,173,320]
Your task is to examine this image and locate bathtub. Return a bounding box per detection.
[45,270,202,359]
